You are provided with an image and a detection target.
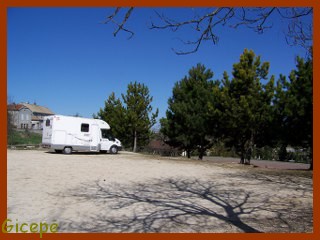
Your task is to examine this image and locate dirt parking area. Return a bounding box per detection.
[7,150,313,233]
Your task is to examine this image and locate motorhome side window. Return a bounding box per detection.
[45,119,50,127]
[81,123,89,132]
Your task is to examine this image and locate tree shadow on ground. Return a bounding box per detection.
[53,178,312,233]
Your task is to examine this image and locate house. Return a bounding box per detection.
[7,102,54,130]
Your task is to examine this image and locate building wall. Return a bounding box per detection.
[8,108,32,129]
[8,104,54,130]
[8,111,19,127]
[18,108,32,129]
[32,112,54,129]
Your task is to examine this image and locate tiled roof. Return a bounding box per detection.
[21,103,54,115]
[32,116,42,121]
[7,103,54,115]
[7,104,25,111]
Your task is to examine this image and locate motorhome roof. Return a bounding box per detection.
[50,115,110,129]
[96,119,110,129]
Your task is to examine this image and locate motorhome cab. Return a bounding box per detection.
[42,115,122,154]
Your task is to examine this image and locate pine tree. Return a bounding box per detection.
[274,56,313,168]
[97,82,158,152]
[96,92,127,145]
[122,81,158,152]
[221,49,275,164]
[161,63,219,159]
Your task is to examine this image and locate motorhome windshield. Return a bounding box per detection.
[101,129,115,141]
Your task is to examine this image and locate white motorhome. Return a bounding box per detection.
[42,115,122,154]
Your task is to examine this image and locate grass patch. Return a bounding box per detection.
[8,129,42,145]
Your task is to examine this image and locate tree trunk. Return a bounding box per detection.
[198,148,205,160]
[309,159,313,170]
[239,155,245,164]
[133,130,137,152]
[187,150,191,158]
[309,150,313,170]
[278,143,288,161]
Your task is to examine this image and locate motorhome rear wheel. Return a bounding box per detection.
[63,147,72,154]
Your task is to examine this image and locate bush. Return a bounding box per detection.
[7,129,42,146]
[253,146,277,160]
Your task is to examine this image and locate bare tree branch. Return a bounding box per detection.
[102,7,313,55]
[150,8,236,55]
[276,7,312,19]
[103,7,135,39]
[286,17,313,52]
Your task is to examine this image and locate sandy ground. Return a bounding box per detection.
[7,150,313,233]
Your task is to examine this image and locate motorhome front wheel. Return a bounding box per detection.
[110,146,118,154]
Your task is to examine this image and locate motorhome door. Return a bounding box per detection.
[90,124,100,151]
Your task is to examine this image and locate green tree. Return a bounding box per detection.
[122,81,159,152]
[274,56,313,169]
[95,92,127,145]
[221,49,275,164]
[97,83,158,152]
[160,63,219,159]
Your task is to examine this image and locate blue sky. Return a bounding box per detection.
[7,7,310,121]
